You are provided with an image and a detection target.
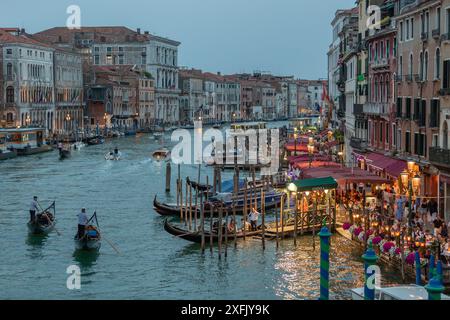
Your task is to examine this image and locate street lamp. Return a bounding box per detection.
[338,151,344,168]
[307,143,315,168]
[65,114,71,136]
[400,161,422,233]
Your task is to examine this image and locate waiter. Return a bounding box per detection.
[29,196,39,223]
[77,208,88,239]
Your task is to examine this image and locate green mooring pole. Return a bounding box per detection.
[425,270,445,300]
[319,221,331,300]
[362,242,379,300]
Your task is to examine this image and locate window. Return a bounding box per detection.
[405,131,411,153]
[430,100,440,127]
[397,97,403,117]
[409,54,414,76]
[406,98,412,118]
[435,48,441,79]
[6,86,14,103]
[94,55,100,65]
[399,55,403,76]
[444,60,450,89]
[6,63,13,79]
[437,7,441,31]
[424,51,429,81]
[6,48,12,55]
[414,99,420,120]
[400,21,404,41]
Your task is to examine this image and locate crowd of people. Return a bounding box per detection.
[339,185,450,266]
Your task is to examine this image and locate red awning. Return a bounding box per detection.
[363,152,406,178]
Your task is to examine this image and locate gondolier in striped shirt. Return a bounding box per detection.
[29,196,39,223]
[77,208,88,239]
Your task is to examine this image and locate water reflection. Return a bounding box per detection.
[73,250,100,270]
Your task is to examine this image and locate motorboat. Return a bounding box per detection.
[152,148,171,161]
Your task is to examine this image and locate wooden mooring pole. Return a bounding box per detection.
[201,192,205,254]
[165,162,171,193]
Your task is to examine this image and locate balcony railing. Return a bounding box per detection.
[438,88,450,96]
[430,147,450,167]
[421,32,429,41]
[395,75,403,82]
[372,58,389,69]
[406,74,414,82]
[363,102,389,115]
[432,28,441,39]
[350,137,367,151]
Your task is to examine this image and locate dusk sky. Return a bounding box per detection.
[0,0,356,79]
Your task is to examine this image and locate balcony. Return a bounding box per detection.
[438,88,450,96]
[405,74,414,82]
[350,137,367,151]
[430,147,450,168]
[432,28,441,39]
[363,102,389,116]
[372,58,389,69]
[395,75,403,82]
[421,32,429,42]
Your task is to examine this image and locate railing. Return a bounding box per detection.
[421,32,429,41]
[429,147,450,167]
[405,74,414,82]
[432,28,441,39]
[438,88,450,96]
[372,58,389,69]
[363,102,389,115]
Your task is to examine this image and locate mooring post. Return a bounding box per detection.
[262,189,265,251]
[429,254,436,281]
[165,161,171,193]
[201,192,205,254]
[319,221,332,301]
[362,242,379,301]
[425,270,445,300]
[415,251,422,286]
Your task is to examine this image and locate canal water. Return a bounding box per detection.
[0,130,404,300]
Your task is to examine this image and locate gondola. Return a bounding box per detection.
[153,192,284,217]
[27,202,56,235]
[74,212,102,251]
[86,136,105,146]
[59,148,71,160]
[153,195,200,216]
[163,219,263,243]
[186,177,212,192]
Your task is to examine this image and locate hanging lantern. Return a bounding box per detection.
[400,170,409,188]
[412,174,421,193]
[407,161,415,172]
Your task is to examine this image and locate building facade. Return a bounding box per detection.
[0,28,55,133]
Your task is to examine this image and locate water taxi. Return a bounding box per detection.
[0,132,17,160]
[152,148,171,161]
[0,128,52,156]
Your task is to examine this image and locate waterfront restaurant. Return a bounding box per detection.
[286,177,339,231]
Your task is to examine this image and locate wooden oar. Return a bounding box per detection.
[102,235,121,255]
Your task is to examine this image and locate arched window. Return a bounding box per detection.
[6,86,14,103]
[435,48,441,79]
[6,113,13,122]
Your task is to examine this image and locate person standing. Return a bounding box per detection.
[77,208,88,239]
[249,208,260,231]
[29,196,39,223]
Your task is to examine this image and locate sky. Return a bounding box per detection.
[0,0,356,79]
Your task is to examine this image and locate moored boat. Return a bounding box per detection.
[152,148,171,161]
[0,128,53,156]
[351,285,450,300]
[86,136,105,146]
[59,148,71,160]
[164,219,262,244]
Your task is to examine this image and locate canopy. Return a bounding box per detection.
[288,177,338,193]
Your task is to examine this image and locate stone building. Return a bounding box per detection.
[53,48,84,136]
[0,28,55,133]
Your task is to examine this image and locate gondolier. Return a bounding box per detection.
[29,196,39,223]
[77,208,88,239]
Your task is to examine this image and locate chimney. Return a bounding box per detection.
[20,28,26,35]
[137,28,141,35]
[144,31,149,35]
[217,72,221,76]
